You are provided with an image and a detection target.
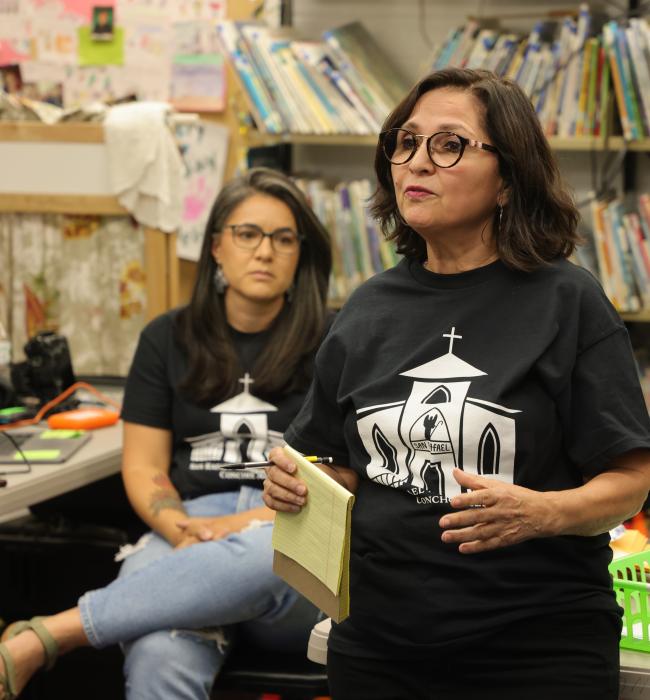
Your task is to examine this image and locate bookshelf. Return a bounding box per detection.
[240,130,650,153]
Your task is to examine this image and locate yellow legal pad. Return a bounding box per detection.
[272,445,355,622]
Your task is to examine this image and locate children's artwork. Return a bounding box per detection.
[170,53,225,112]
[175,120,229,262]
[169,0,225,23]
[32,18,78,65]
[28,0,107,23]
[2,0,228,108]
[21,61,65,105]
[124,19,170,67]
[62,64,125,106]
[0,38,31,66]
[0,0,21,37]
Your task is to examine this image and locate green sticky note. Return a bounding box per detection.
[0,407,25,416]
[40,430,82,440]
[14,450,61,461]
[78,26,124,66]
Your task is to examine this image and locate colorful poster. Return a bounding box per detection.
[62,64,125,106]
[32,18,78,64]
[0,38,31,66]
[124,19,170,66]
[170,53,225,112]
[29,0,114,24]
[169,0,225,23]
[175,120,229,262]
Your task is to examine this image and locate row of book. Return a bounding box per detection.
[295,178,398,301]
[574,193,650,314]
[429,5,650,140]
[300,176,650,313]
[216,20,409,135]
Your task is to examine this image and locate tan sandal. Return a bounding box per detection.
[0,642,17,700]
[0,618,58,699]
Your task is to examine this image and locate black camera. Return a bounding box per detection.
[11,331,77,407]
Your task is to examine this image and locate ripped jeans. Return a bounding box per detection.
[77,487,321,700]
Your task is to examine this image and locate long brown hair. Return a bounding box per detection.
[372,68,580,271]
[175,167,331,405]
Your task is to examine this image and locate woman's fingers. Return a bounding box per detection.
[268,447,298,474]
[263,448,310,512]
[263,469,307,512]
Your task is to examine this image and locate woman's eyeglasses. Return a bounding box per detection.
[380,128,499,168]
[224,224,304,255]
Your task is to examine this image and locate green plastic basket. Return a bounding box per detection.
[609,550,650,653]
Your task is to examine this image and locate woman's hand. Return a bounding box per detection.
[174,514,249,549]
[262,446,308,513]
[438,468,557,554]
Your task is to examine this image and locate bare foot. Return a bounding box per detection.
[0,630,47,698]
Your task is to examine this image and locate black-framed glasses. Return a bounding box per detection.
[380,128,499,168]
[224,223,304,255]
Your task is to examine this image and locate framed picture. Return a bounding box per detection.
[91,6,114,42]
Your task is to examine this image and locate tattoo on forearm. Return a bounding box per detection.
[149,473,185,516]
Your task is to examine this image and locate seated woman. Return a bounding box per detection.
[0,167,332,700]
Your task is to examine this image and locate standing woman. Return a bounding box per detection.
[0,167,332,700]
[264,68,650,700]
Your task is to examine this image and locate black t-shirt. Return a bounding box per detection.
[285,256,650,658]
[121,309,310,500]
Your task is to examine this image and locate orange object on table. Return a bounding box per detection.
[47,407,120,430]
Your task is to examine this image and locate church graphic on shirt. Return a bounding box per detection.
[185,373,284,478]
[356,328,520,502]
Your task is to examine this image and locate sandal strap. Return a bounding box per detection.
[25,618,58,672]
[0,643,17,700]
[2,622,30,642]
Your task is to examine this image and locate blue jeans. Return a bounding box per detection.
[78,487,320,700]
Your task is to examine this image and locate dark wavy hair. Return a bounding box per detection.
[175,167,332,405]
[372,68,581,271]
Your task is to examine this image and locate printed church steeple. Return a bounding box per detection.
[355,328,520,502]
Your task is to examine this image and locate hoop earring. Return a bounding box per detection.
[214,263,228,294]
[285,282,295,303]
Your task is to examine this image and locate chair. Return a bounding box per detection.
[210,619,331,699]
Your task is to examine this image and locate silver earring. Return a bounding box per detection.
[285,282,295,303]
[214,264,228,294]
[498,204,503,231]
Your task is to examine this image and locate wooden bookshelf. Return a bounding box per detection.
[621,311,650,323]
[242,130,650,153]
[0,122,105,143]
[245,131,379,147]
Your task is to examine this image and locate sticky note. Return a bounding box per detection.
[13,450,61,461]
[40,430,83,440]
[0,407,25,416]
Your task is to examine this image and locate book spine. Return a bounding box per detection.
[585,37,600,136]
[616,25,644,139]
[595,43,610,137]
[216,22,284,133]
[603,22,632,140]
[626,23,650,137]
[590,198,616,300]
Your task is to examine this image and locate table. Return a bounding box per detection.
[621,650,650,699]
[0,422,123,515]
